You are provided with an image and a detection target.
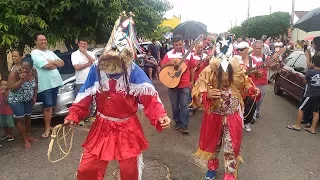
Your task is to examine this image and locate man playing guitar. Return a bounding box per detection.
[160,35,197,134]
[249,40,271,121]
[192,42,210,83]
[234,42,258,132]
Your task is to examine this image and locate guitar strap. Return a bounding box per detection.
[249,56,253,69]
[248,55,265,69]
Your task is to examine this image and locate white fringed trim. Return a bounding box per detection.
[238,104,244,128]
[128,83,158,96]
[115,81,158,97]
[137,153,144,180]
[73,82,100,103]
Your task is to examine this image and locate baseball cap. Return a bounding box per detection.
[236,42,249,49]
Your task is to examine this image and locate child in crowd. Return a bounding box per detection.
[0,77,15,146]
[144,50,158,80]
[288,52,320,134]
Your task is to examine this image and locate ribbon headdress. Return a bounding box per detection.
[216,32,234,72]
[105,11,144,56]
[98,11,144,74]
[98,11,143,94]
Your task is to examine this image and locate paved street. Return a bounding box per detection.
[1,80,320,180]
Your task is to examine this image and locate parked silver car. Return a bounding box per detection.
[31,50,98,119]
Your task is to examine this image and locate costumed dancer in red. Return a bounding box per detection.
[64,12,171,180]
[192,37,260,179]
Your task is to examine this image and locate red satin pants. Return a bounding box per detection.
[77,151,139,180]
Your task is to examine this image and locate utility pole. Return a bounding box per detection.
[247,0,250,19]
[270,6,272,14]
[235,18,237,27]
[229,20,233,30]
[291,0,295,25]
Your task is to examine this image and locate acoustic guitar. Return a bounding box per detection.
[245,47,286,76]
[159,34,205,88]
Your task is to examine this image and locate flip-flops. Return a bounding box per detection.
[24,142,31,149]
[287,125,301,131]
[305,124,312,128]
[27,137,38,142]
[42,131,51,138]
[304,128,316,134]
[42,127,53,138]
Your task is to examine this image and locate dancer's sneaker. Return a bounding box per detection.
[79,121,85,126]
[205,170,216,180]
[7,136,14,142]
[244,124,251,132]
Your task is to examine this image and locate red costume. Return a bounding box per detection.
[66,62,167,180]
[192,57,258,180]
[65,12,169,180]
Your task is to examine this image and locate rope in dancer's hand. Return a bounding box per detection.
[47,123,74,163]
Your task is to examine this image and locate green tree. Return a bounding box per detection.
[229,12,290,39]
[120,0,172,39]
[0,0,172,77]
[230,26,244,38]
[0,0,48,78]
[151,26,173,41]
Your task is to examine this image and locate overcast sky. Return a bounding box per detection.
[165,0,320,33]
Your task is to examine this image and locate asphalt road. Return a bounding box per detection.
[1,80,320,180]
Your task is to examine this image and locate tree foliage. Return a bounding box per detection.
[0,0,171,48]
[0,0,48,48]
[229,26,244,38]
[0,0,172,77]
[151,26,173,41]
[0,0,48,77]
[230,12,291,39]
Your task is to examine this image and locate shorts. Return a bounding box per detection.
[299,97,320,113]
[37,87,59,108]
[0,114,15,128]
[9,101,33,118]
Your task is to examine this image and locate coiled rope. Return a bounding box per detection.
[47,123,74,163]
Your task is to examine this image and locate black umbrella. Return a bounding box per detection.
[293,7,320,32]
[173,20,207,40]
